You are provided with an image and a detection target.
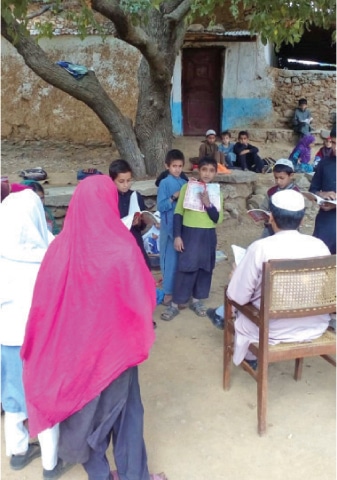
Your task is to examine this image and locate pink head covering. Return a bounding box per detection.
[21,175,156,436]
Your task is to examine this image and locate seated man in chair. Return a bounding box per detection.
[225,190,331,369]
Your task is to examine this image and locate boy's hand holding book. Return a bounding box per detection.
[200,190,211,208]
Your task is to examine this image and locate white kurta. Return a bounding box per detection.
[227,230,331,365]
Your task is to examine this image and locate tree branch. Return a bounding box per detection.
[160,0,188,14]
[91,0,169,84]
[163,0,192,23]
[27,4,59,20]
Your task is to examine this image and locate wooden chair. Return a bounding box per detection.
[223,255,336,435]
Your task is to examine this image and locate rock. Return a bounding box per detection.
[216,170,256,184]
[132,180,157,197]
[247,194,265,209]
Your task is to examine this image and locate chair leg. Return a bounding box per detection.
[223,320,234,390]
[257,358,268,436]
[294,358,303,381]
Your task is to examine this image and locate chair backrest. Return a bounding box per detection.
[261,255,336,321]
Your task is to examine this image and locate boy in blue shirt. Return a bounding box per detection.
[157,150,187,306]
[161,157,223,321]
[218,130,236,168]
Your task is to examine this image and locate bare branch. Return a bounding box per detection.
[163,0,192,22]
[27,4,60,20]
[91,0,169,85]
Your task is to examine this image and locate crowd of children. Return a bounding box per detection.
[0,118,335,480]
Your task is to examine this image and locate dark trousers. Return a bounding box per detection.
[172,268,213,304]
[237,152,264,172]
[59,367,149,480]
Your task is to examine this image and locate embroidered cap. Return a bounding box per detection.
[274,159,294,171]
[206,129,216,137]
[271,190,305,212]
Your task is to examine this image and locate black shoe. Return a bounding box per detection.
[43,458,74,480]
[10,442,41,470]
[206,308,224,330]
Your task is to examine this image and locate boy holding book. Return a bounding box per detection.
[259,158,300,237]
[161,157,223,321]
[157,149,187,306]
[109,159,151,270]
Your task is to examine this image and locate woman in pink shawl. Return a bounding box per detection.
[21,176,166,480]
[289,134,315,173]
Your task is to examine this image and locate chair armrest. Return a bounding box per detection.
[227,297,261,327]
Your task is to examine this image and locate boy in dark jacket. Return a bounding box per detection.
[233,131,264,172]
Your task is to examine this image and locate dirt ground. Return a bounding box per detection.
[1,136,336,480]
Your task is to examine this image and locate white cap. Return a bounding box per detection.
[274,159,294,171]
[206,129,216,137]
[271,190,305,211]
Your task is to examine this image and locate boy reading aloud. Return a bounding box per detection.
[259,158,300,237]
[161,157,224,321]
[109,159,151,270]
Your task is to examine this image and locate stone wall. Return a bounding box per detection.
[47,172,318,232]
[271,69,336,131]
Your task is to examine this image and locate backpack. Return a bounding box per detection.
[77,168,103,181]
[19,167,48,181]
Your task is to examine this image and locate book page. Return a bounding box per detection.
[231,244,246,266]
[247,209,270,223]
[183,180,221,212]
[121,211,160,231]
[301,191,337,206]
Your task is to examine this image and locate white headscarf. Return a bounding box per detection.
[0,189,52,263]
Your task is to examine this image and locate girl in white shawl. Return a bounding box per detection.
[0,189,70,478]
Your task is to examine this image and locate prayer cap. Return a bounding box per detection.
[206,129,216,137]
[271,190,305,212]
[274,159,294,171]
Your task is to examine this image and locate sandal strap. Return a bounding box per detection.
[160,305,179,321]
[189,301,207,316]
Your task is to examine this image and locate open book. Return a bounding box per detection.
[231,244,246,266]
[247,209,270,223]
[183,179,221,212]
[122,211,160,231]
[301,191,337,206]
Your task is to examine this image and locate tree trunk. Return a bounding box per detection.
[134,7,186,176]
[135,58,173,176]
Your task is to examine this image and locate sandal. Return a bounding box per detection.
[189,301,207,317]
[160,305,179,321]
